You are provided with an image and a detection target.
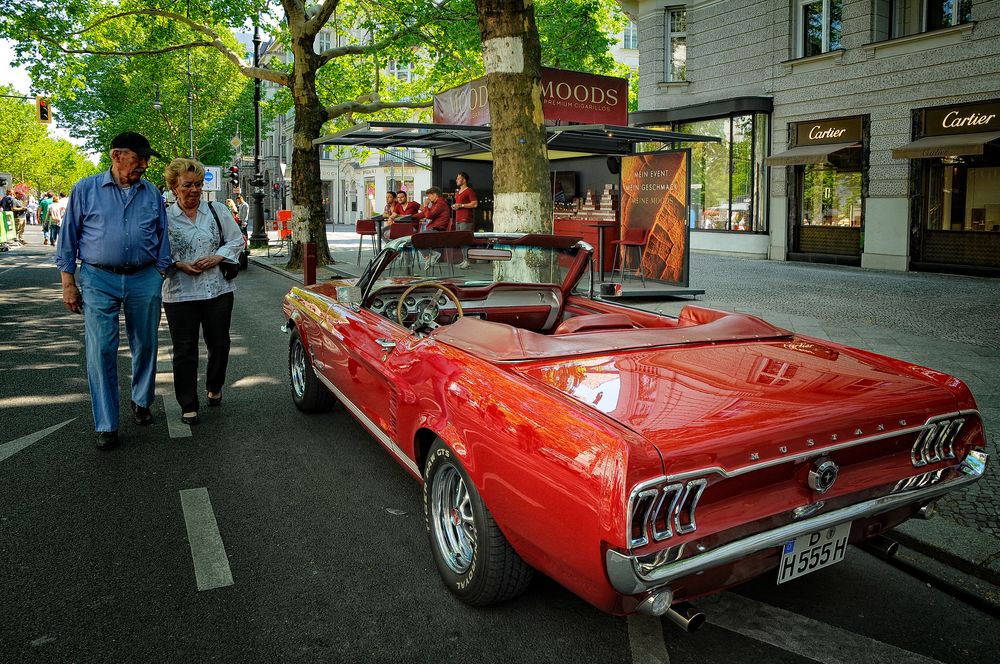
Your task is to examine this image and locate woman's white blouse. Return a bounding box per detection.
[162,201,244,303]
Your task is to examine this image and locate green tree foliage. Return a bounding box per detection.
[0,0,628,265]
[0,86,98,194]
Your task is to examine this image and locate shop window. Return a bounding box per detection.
[623,21,638,50]
[670,114,767,233]
[926,164,1000,232]
[664,8,687,82]
[800,167,862,228]
[796,0,843,57]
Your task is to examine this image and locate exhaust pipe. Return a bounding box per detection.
[860,534,899,560]
[664,602,706,633]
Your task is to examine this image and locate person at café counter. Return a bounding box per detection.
[384,190,420,241]
[451,171,477,233]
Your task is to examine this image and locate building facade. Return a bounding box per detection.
[620,0,1000,275]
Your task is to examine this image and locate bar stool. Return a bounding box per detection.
[355,219,377,264]
[610,227,647,286]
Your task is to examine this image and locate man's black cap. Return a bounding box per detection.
[110,131,161,158]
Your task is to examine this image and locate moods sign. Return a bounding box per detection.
[434,67,628,126]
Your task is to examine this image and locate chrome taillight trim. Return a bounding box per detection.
[912,417,964,467]
[629,478,708,547]
[674,479,707,535]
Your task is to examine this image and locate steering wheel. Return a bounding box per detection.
[396,281,464,331]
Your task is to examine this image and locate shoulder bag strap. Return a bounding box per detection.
[206,202,225,249]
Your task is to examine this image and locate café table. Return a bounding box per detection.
[585,220,619,282]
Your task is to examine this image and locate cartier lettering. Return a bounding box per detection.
[941,110,997,128]
[808,125,847,140]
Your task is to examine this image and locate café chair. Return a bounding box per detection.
[610,227,647,286]
[355,219,377,265]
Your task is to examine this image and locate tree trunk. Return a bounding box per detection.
[475,0,552,236]
[284,28,333,269]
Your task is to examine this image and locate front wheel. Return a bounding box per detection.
[288,328,334,413]
[423,439,533,606]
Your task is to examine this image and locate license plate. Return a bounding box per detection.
[776,522,851,584]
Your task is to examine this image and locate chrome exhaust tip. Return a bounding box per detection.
[860,534,899,560]
[636,588,674,616]
[664,602,706,633]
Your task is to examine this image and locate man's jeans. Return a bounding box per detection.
[77,263,162,433]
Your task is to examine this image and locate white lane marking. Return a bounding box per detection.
[0,419,75,464]
[179,488,234,591]
[704,592,945,664]
[157,361,191,438]
[627,614,670,664]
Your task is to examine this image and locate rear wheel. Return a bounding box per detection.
[288,328,334,413]
[423,439,533,606]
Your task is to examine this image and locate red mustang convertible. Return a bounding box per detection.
[282,231,988,625]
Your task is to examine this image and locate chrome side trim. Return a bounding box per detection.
[665,410,980,482]
[674,479,707,534]
[606,451,988,595]
[313,371,421,476]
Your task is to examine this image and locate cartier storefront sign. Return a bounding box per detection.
[923,100,1000,136]
[793,116,863,146]
[433,67,629,127]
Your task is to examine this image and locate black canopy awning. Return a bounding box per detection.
[314,121,719,158]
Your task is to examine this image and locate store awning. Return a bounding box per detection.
[891,131,1000,159]
[314,121,719,158]
[764,142,860,167]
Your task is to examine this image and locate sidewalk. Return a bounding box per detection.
[251,228,1000,592]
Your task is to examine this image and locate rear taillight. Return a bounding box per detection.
[911,418,964,467]
[629,479,708,548]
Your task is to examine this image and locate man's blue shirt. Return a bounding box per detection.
[55,169,171,274]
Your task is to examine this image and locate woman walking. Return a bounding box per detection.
[162,158,245,425]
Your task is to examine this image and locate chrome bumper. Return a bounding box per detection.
[606,451,988,595]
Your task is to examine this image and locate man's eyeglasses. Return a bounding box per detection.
[179,181,205,190]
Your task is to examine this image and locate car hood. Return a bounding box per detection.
[513,337,960,474]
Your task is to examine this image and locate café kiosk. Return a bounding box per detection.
[317,68,719,295]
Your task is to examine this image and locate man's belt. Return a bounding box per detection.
[87,262,154,275]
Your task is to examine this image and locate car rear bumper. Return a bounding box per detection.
[606,450,989,595]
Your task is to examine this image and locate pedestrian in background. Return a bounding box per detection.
[39,191,53,245]
[162,158,243,426]
[12,192,27,244]
[236,194,249,233]
[55,131,171,451]
[26,194,38,226]
[382,190,396,218]
[47,193,66,245]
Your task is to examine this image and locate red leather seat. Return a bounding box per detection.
[553,313,635,335]
[387,222,416,240]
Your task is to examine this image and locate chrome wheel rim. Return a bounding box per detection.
[290,339,307,398]
[430,464,476,574]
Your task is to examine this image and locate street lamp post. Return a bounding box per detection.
[249,21,267,247]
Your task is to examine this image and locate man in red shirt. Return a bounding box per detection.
[412,187,451,271]
[413,187,450,231]
[451,172,477,268]
[391,191,420,219]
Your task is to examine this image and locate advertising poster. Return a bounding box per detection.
[620,151,690,286]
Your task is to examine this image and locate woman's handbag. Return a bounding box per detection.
[207,202,240,280]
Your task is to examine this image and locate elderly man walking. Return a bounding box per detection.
[55,132,172,450]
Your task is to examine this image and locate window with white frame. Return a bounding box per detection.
[387,60,413,83]
[664,8,687,82]
[886,0,972,38]
[315,31,332,54]
[623,21,638,50]
[797,0,843,58]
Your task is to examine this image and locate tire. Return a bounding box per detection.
[288,328,334,413]
[423,439,533,606]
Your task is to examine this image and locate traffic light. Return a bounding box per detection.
[36,97,52,124]
[229,165,240,187]
[272,183,280,193]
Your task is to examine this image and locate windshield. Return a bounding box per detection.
[359,232,592,295]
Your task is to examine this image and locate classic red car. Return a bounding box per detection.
[282,231,988,626]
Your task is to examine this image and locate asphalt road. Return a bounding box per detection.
[2,237,998,663]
